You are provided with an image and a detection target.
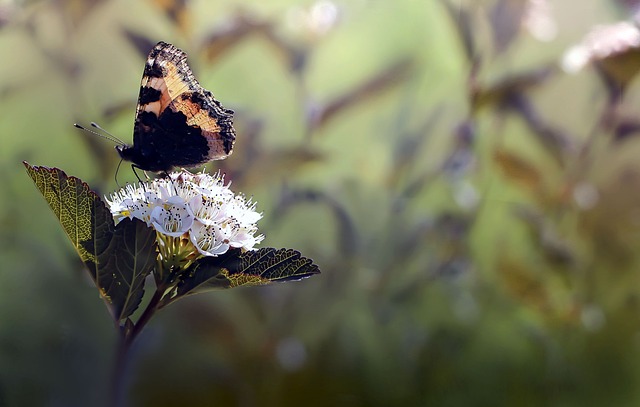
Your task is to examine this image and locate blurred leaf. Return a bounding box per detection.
[171,248,320,299]
[23,163,157,321]
[471,65,556,111]
[440,0,477,64]
[493,149,543,193]
[596,50,640,100]
[122,29,158,60]
[613,117,640,142]
[488,0,527,54]
[148,0,191,34]
[598,50,640,87]
[498,257,550,312]
[514,206,576,267]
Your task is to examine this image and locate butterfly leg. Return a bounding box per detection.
[131,164,143,184]
[114,158,124,188]
[131,164,150,192]
[162,170,180,194]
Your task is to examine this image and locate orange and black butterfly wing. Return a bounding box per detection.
[126,41,235,172]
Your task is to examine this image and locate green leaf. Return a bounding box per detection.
[24,162,114,268]
[174,248,320,298]
[24,162,157,321]
[97,218,157,320]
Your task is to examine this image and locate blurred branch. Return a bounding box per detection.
[506,92,573,165]
[273,186,360,259]
[232,146,324,188]
[387,105,443,190]
[470,64,572,166]
[201,9,307,73]
[400,120,475,200]
[306,58,413,132]
[440,0,478,65]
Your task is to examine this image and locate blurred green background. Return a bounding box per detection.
[4,0,640,405]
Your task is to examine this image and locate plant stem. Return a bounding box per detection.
[110,326,129,407]
[109,286,166,407]
[128,287,165,345]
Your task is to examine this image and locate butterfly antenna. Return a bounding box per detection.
[73,123,126,146]
[90,122,127,145]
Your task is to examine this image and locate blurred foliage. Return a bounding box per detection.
[5,0,640,406]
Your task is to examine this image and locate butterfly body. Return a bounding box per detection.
[117,41,235,172]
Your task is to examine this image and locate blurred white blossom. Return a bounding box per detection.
[523,0,557,42]
[286,0,340,39]
[562,21,640,73]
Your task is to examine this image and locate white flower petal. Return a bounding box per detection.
[190,222,230,256]
[150,201,194,237]
[188,195,228,225]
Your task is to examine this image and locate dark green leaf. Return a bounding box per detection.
[24,163,157,321]
[98,218,157,320]
[175,248,320,297]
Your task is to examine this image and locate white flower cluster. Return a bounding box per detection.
[106,170,264,257]
[562,22,640,73]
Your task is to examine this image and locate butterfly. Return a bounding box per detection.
[79,41,236,174]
